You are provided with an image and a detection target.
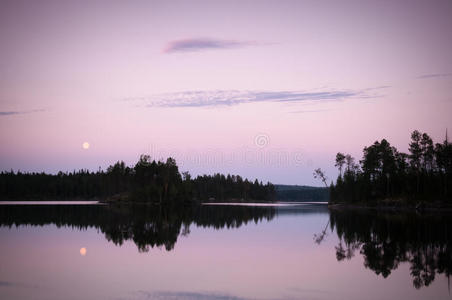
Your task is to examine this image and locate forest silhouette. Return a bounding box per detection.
[0,155,275,203]
[330,130,452,204]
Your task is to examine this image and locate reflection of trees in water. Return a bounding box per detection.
[0,204,275,252]
[329,209,452,289]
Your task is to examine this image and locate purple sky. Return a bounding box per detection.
[1,0,452,185]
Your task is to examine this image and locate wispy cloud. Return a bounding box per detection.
[163,38,260,53]
[130,291,248,300]
[417,73,452,79]
[290,109,332,114]
[363,85,392,90]
[0,280,39,289]
[124,88,375,108]
[0,111,20,116]
[0,109,45,117]
[119,289,332,300]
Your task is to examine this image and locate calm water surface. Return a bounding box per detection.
[0,201,101,205]
[0,203,450,300]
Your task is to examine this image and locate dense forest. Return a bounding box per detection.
[275,184,329,202]
[0,155,275,203]
[330,130,452,204]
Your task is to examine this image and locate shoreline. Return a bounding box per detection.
[328,202,452,212]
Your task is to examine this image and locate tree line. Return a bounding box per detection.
[275,185,329,202]
[0,155,275,202]
[330,130,452,204]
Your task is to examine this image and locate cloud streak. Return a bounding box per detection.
[417,73,452,79]
[0,280,39,289]
[124,88,376,108]
[120,288,333,300]
[0,109,45,117]
[0,111,21,116]
[163,38,260,53]
[290,109,333,114]
[132,291,247,300]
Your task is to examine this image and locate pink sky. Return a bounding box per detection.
[1,0,452,185]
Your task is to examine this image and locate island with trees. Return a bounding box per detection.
[329,130,452,207]
[0,154,275,203]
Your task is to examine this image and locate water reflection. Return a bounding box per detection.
[1,203,451,297]
[0,204,275,252]
[328,208,452,290]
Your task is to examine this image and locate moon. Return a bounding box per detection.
[82,142,90,150]
[80,247,87,256]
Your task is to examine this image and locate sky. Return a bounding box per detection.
[1,0,452,185]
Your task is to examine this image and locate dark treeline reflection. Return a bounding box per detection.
[329,208,452,289]
[0,204,275,252]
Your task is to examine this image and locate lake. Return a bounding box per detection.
[0,202,451,300]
